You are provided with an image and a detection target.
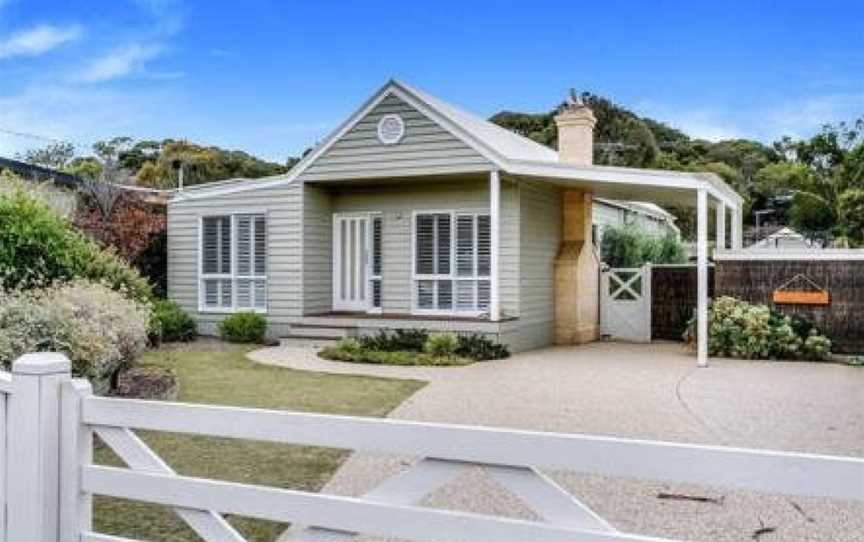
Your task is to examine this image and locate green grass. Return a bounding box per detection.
[94,345,425,542]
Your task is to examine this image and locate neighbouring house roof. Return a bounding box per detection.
[174,79,742,209]
[0,156,82,189]
[0,156,172,205]
[746,226,820,250]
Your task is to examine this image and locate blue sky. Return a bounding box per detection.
[0,0,862,162]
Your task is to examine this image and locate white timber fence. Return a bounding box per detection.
[0,352,862,542]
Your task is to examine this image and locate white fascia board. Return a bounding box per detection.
[714,249,864,261]
[508,160,742,210]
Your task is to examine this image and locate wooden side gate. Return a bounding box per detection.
[600,265,652,342]
[0,352,861,542]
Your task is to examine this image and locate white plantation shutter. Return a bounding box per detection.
[202,216,231,275]
[254,215,266,275]
[414,212,490,313]
[371,215,382,309]
[237,215,252,275]
[456,215,475,277]
[477,215,491,277]
[201,214,267,311]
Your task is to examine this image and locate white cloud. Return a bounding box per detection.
[636,92,864,143]
[0,24,83,60]
[78,43,163,82]
[0,83,181,157]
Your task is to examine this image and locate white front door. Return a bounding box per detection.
[333,214,370,311]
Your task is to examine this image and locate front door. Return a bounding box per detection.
[333,214,370,311]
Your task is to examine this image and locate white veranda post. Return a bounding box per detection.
[489,170,501,321]
[716,202,726,251]
[731,206,744,249]
[697,189,709,367]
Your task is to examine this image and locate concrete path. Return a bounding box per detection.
[250,342,864,542]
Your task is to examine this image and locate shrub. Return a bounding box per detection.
[319,339,472,367]
[456,334,510,361]
[218,312,267,343]
[360,329,429,351]
[151,299,196,343]
[0,176,152,301]
[0,280,151,393]
[600,226,686,268]
[685,296,831,361]
[424,332,459,356]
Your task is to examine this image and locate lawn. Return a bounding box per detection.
[94,343,425,542]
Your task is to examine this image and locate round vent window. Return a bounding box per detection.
[377,114,406,145]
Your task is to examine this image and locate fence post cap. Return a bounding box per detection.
[13,352,71,375]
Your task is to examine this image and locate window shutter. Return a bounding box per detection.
[436,214,451,274]
[237,215,252,275]
[477,215,491,277]
[203,216,231,274]
[416,215,435,275]
[254,215,266,275]
[219,218,231,273]
[456,215,475,277]
[372,216,382,276]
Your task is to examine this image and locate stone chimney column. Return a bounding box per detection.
[553,92,600,345]
[554,91,596,166]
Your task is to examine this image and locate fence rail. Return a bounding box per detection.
[0,352,862,542]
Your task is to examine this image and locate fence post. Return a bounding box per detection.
[60,379,93,542]
[7,353,72,542]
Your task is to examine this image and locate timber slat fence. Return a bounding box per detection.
[0,352,861,542]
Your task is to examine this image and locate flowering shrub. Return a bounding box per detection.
[0,280,151,393]
[0,177,152,301]
[685,296,832,361]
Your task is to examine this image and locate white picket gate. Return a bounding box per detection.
[600,265,652,343]
[0,352,862,542]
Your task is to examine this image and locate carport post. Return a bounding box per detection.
[716,202,726,251]
[489,169,501,322]
[697,189,709,367]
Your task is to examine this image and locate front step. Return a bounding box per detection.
[283,324,356,341]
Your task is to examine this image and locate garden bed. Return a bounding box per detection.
[318,330,510,367]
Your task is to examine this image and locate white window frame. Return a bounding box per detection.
[198,212,268,314]
[411,209,490,317]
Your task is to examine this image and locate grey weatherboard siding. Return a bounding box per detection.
[167,89,567,350]
[298,94,493,182]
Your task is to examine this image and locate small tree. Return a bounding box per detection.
[600,226,687,268]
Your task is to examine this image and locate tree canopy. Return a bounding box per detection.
[491,94,863,245]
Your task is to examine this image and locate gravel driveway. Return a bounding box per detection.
[251,342,864,542]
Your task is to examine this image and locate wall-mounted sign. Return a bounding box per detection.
[377,114,406,145]
[772,274,830,306]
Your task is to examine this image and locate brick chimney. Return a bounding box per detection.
[554,91,596,165]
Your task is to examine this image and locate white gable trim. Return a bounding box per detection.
[173,82,507,202]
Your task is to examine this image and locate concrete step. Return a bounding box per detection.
[278,337,340,349]
[284,325,355,340]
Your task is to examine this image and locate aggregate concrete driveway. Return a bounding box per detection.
[250,342,864,542]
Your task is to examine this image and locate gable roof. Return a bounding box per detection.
[396,80,559,163]
[174,79,742,209]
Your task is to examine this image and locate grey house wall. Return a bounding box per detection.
[329,177,520,317]
[167,181,305,337]
[299,93,493,182]
[516,180,562,351]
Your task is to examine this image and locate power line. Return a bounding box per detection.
[0,126,92,152]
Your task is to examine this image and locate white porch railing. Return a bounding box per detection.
[0,352,861,542]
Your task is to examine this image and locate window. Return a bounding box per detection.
[414,212,490,314]
[200,214,267,312]
[371,215,383,310]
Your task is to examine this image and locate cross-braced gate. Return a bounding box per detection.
[600,265,652,342]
